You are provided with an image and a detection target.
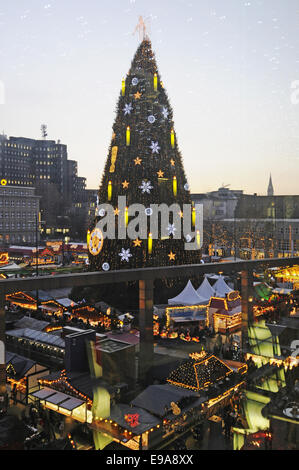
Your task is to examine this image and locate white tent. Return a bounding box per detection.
[213,276,233,298]
[196,277,215,301]
[168,280,206,306]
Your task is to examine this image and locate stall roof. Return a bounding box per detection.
[14,316,50,331]
[168,280,207,306]
[32,387,57,400]
[212,276,233,297]
[32,387,84,410]
[272,288,292,295]
[109,404,160,435]
[60,397,84,411]
[6,352,36,379]
[6,328,65,348]
[131,384,199,417]
[254,282,273,300]
[167,353,234,392]
[196,277,215,301]
[39,371,100,400]
[57,297,77,307]
[46,391,71,406]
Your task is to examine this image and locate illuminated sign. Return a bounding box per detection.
[88,228,104,256]
[124,413,140,428]
[0,252,9,265]
[227,291,240,302]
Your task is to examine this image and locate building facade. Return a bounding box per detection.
[192,189,299,259]
[0,185,40,247]
[0,134,89,241]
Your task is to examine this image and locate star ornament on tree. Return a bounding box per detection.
[139,180,153,194]
[168,251,176,261]
[133,238,142,247]
[119,248,132,262]
[123,103,133,115]
[150,141,160,154]
[157,170,164,178]
[134,157,142,166]
[134,91,142,100]
[122,180,130,189]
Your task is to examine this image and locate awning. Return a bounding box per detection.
[46,391,71,406]
[32,387,57,400]
[60,397,84,411]
[272,288,292,295]
[40,305,61,312]
[32,387,84,410]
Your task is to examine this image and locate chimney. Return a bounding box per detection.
[64,329,96,373]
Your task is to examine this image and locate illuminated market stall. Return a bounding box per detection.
[274,265,299,290]
[209,291,242,334]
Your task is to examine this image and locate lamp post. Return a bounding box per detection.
[63,236,70,265]
[29,212,43,313]
[35,212,41,312]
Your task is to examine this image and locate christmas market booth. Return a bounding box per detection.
[209,291,242,334]
[6,351,50,405]
[30,369,94,425]
[152,281,209,342]
[99,351,247,450]
[166,351,246,419]
[5,289,76,315]
[274,265,299,290]
[6,291,39,311]
[252,282,295,321]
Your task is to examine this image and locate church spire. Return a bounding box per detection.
[267,174,274,196]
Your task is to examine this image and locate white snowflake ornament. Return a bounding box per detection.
[184,183,190,191]
[119,248,132,263]
[167,223,177,237]
[139,180,153,194]
[102,263,110,271]
[162,107,169,119]
[123,103,133,115]
[132,77,139,86]
[150,141,160,154]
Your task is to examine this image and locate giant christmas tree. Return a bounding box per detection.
[88,38,201,272]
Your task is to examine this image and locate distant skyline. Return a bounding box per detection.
[1,0,299,195]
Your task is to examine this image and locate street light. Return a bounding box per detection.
[29,212,44,311]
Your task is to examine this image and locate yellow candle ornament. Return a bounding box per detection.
[171,129,175,149]
[108,181,112,201]
[154,73,158,91]
[125,207,129,227]
[122,78,125,96]
[87,230,91,246]
[126,126,131,146]
[196,230,201,248]
[148,233,153,255]
[192,206,196,227]
[173,176,177,197]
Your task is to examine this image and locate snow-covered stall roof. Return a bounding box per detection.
[196,277,215,301]
[168,281,206,306]
[213,276,233,298]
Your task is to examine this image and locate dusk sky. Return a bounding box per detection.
[1,0,299,195]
